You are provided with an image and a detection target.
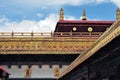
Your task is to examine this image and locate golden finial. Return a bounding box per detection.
[116,8,120,21]
[59,8,64,20]
[81,9,87,20]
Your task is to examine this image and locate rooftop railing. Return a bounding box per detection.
[0,32,103,38]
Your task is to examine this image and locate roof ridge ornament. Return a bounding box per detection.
[59,8,64,20]
[116,8,120,21]
[81,9,87,20]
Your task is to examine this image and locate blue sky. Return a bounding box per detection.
[0,0,119,32]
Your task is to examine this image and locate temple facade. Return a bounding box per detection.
[0,8,118,79]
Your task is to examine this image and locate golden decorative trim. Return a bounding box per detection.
[0,37,96,54]
[73,27,77,31]
[88,27,93,32]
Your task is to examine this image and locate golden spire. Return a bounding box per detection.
[59,8,64,20]
[116,8,120,21]
[81,9,87,20]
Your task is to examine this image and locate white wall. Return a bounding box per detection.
[2,65,68,78]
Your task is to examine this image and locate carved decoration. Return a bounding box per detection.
[0,38,97,54]
[24,67,32,78]
[54,67,61,78]
[0,32,100,54]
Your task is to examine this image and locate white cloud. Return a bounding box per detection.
[5,0,111,8]
[111,0,120,8]
[38,14,59,32]
[0,14,76,32]
[65,16,76,20]
[1,0,120,9]
[4,0,120,14]
[36,13,44,19]
[0,20,39,32]
[0,16,9,23]
[0,14,58,32]
[95,0,110,3]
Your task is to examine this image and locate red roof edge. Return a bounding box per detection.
[58,20,115,23]
[0,66,9,74]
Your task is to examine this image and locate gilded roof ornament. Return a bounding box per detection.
[117,8,120,21]
[59,8,64,20]
[81,9,87,20]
